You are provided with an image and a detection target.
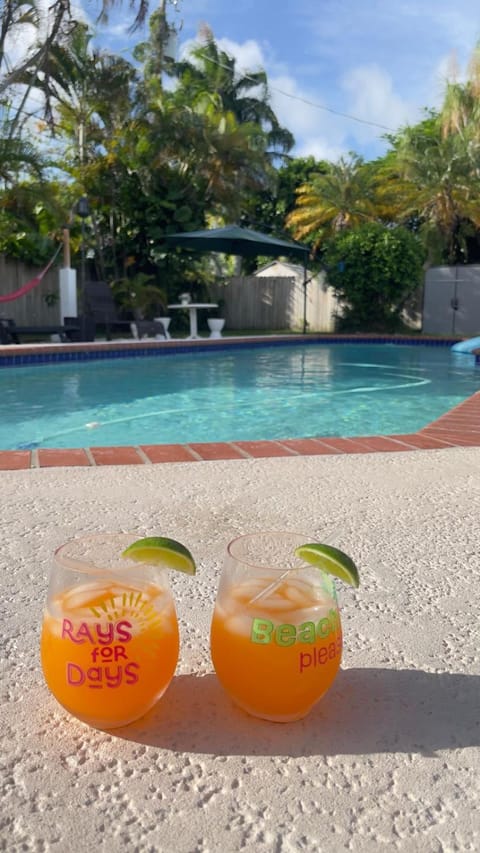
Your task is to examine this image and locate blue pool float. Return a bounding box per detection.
[451,336,480,353]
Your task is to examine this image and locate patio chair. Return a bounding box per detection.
[134,319,167,340]
[0,318,18,344]
[84,281,136,340]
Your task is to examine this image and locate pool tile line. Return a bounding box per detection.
[0,332,473,369]
[0,390,479,470]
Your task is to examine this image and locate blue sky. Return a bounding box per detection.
[85,0,480,162]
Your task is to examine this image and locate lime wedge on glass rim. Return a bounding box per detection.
[121,536,196,575]
[294,543,360,588]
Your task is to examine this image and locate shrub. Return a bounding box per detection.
[323,223,426,332]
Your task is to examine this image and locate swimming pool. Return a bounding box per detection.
[1,342,479,450]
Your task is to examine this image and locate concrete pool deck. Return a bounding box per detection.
[1,446,479,850]
[1,334,480,470]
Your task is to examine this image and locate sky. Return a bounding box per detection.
[51,1,480,162]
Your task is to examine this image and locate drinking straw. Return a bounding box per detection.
[248,530,338,605]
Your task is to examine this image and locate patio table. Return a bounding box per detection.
[168,302,218,339]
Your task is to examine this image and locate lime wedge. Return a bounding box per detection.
[122,536,196,575]
[295,543,360,588]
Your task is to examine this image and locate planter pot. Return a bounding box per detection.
[207,318,225,339]
[154,317,171,339]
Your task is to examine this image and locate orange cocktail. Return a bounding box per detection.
[41,535,180,729]
[210,532,342,722]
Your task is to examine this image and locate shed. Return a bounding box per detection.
[423,265,480,336]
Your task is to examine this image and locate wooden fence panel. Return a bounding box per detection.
[219,277,296,330]
[213,275,337,332]
[0,256,61,325]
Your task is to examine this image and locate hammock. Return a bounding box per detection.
[0,244,62,304]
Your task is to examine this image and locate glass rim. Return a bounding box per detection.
[54,532,145,574]
[226,530,313,572]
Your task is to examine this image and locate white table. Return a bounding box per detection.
[168,302,218,339]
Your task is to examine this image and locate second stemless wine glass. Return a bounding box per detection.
[210,532,342,722]
[40,533,180,729]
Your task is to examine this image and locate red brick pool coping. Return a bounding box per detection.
[1,335,479,470]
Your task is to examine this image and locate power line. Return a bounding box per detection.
[2,47,397,137]
[183,52,396,133]
[268,85,395,132]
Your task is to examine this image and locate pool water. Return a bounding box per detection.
[1,343,479,450]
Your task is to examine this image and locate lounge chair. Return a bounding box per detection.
[0,317,81,345]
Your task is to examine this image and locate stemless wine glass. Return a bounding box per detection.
[40,533,180,729]
[210,532,342,722]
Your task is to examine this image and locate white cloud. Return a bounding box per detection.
[297,0,480,134]
[188,35,399,159]
[341,65,418,140]
[294,136,346,162]
[216,37,266,70]
[179,34,264,69]
[266,76,346,158]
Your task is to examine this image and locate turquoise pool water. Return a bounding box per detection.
[1,343,479,450]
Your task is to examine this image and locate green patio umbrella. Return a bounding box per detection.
[165,224,309,260]
[165,224,311,331]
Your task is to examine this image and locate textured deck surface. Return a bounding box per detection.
[1,446,479,851]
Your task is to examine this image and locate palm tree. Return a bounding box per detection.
[17,22,137,152]
[0,1,73,97]
[130,85,274,223]
[0,133,45,185]
[99,0,155,30]
[440,42,480,140]
[132,18,281,222]
[286,154,378,251]
[385,119,480,263]
[17,21,140,278]
[171,28,295,161]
